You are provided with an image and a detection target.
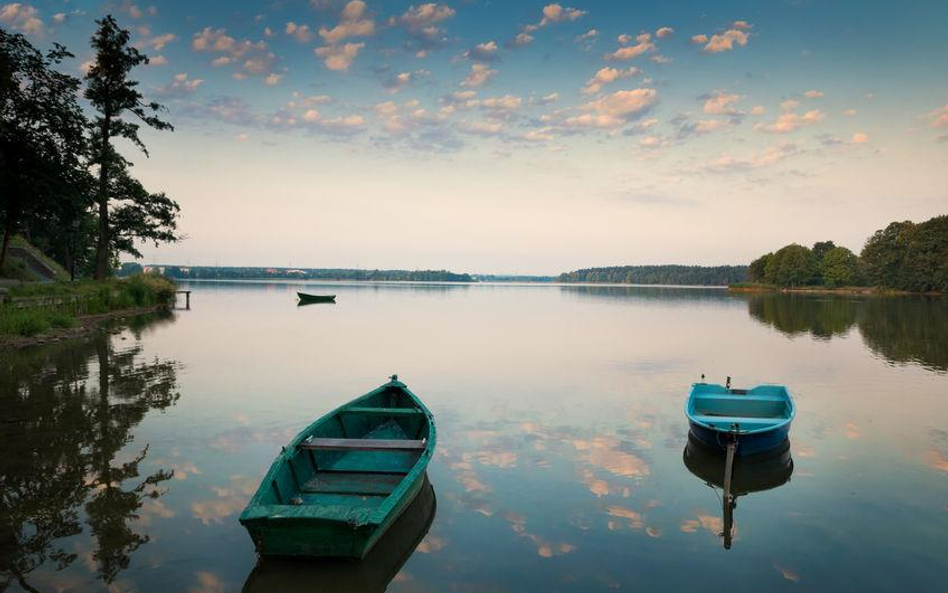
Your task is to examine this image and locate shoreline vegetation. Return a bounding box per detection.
[727,283,942,296]
[743,215,947,294]
[0,274,177,347]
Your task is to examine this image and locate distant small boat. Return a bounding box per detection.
[297,292,336,304]
[685,379,795,456]
[239,375,436,558]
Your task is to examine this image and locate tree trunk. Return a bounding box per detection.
[94,118,112,280]
[0,212,14,270]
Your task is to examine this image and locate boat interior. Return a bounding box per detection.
[689,384,793,432]
[259,386,429,512]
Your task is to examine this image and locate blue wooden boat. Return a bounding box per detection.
[686,380,795,456]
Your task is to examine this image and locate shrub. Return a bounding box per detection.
[0,310,51,336]
[49,313,78,328]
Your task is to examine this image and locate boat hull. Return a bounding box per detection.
[688,419,791,456]
[242,470,427,559]
[297,292,335,304]
[239,378,436,559]
[685,383,795,456]
[242,476,437,593]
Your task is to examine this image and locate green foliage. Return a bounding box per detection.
[85,15,177,279]
[0,310,51,336]
[820,246,861,288]
[0,30,88,270]
[1,274,176,338]
[557,265,748,286]
[812,241,837,262]
[49,313,78,328]
[861,221,916,288]
[748,253,773,283]
[161,266,475,282]
[861,216,948,292]
[763,244,819,287]
[747,214,947,292]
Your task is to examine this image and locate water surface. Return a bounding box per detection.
[2,282,946,592]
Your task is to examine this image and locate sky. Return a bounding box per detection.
[3,0,948,274]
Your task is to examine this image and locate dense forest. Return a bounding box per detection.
[557,265,748,286]
[1,17,180,280]
[748,215,948,291]
[118,264,475,283]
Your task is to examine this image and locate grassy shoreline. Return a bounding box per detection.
[0,274,177,344]
[728,283,942,296]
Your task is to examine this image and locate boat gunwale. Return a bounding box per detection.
[685,382,796,436]
[239,378,436,527]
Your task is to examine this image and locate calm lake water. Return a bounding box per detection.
[2,281,947,593]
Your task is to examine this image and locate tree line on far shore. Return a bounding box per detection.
[748,215,948,291]
[557,265,748,286]
[1,16,180,280]
[118,263,475,283]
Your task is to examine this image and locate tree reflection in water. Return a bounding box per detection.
[0,316,179,591]
[746,294,948,372]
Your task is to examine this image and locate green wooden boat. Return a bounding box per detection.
[239,376,436,559]
[297,292,336,304]
[242,476,436,593]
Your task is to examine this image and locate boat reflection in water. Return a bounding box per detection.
[241,476,436,593]
[682,433,793,550]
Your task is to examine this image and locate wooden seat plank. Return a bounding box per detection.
[339,407,423,416]
[300,437,426,451]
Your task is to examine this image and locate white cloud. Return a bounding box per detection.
[756,109,825,133]
[927,104,948,128]
[582,66,640,95]
[264,73,282,85]
[607,33,655,61]
[0,3,43,35]
[655,26,674,38]
[694,119,730,134]
[515,4,585,47]
[780,99,800,111]
[539,4,586,26]
[703,92,743,115]
[706,143,798,172]
[319,0,374,44]
[138,32,176,51]
[575,29,598,44]
[191,30,274,79]
[384,69,429,92]
[693,22,752,53]
[154,72,204,97]
[640,135,667,149]
[465,40,499,62]
[459,120,504,136]
[843,108,857,116]
[285,22,314,43]
[804,89,823,98]
[480,94,522,114]
[851,132,869,143]
[751,105,766,115]
[149,55,167,66]
[395,3,455,49]
[704,29,749,53]
[461,63,497,88]
[315,42,364,71]
[566,88,658,129]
